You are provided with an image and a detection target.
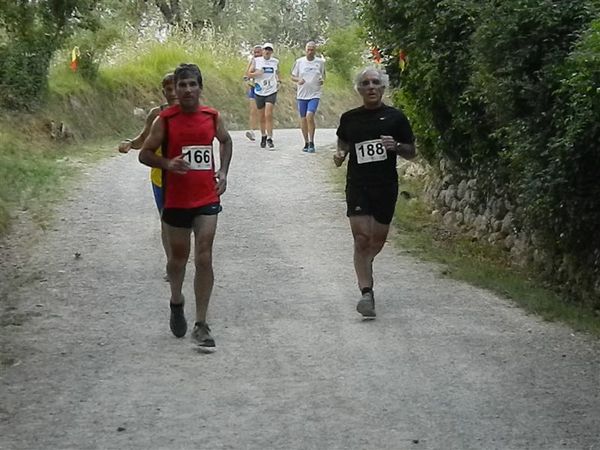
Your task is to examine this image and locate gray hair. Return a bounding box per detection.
[353,67,390,91]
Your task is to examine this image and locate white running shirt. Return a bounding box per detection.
[291,56,326,100]
[253,56,279,97]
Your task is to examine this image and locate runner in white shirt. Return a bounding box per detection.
[291,41,326,153]
[248,42,280,150]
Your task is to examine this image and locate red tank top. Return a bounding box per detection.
[160,105,219,209]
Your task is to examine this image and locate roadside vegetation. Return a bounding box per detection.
[360,0,600,315]
[392,178,600,336]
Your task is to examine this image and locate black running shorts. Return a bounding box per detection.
[255,92,277,109]
[345,183,398,225]
[162,203,222,228]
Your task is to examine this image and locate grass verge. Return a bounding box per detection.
[0,123,114,235]
[393,177,600,335]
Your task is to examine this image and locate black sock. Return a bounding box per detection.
[361,287,372,295]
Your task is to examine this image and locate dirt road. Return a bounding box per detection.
[1,129,599,450]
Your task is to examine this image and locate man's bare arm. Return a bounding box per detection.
[247,60,263,78]
[214,114,233,195]
[138,117,188,175]
[334,138,350,167]
[244,58,254,79]
[118,106,160,153]
[380,135,416,160]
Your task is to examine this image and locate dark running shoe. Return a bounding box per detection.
[307,142,316,153]
[260,135,267,148]
[302,143,309,152]
[356,291,376,318]
[192,321,215,347]
[267,138,275,150]
[169,300,187,337]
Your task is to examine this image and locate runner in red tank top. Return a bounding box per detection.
[139,63,233,348]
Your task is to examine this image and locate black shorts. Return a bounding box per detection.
[346,183,398,225]
[255,93,277,109]
[162,203,222,229]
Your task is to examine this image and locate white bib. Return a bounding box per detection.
[355,139,387,164]
[181,145,213,170]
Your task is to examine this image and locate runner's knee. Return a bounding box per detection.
[353,233,370,253]
[168,242,190,263]
[194,245,213,268]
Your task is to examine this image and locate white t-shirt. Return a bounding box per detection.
[291,56,326,100]
[253,56,279,97]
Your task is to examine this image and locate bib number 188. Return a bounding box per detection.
[355,139,387,164]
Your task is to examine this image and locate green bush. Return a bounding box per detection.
[321,25,366,81]
[65,24,122,82]
[0,39,54,109]
[360,0,484,166]
[360,0,600,306]
[527,19,600,285]
[0,0,104,107]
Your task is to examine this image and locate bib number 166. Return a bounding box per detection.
[181,145,213,170]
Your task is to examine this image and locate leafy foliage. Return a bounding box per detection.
[0,0,100,108]
[528,20,600,261]
[360,0,600,305]
[320,25,366,81]
[1,0,358,107]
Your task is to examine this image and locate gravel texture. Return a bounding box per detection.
[0,129,599,450]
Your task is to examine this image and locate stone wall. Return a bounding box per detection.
[407,158,600,305]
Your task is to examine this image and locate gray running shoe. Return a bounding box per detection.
[191,321,215,347]
[169,301,187,337]
[245,130,256,141]
[356,291,376,318]
[267,138,275,150]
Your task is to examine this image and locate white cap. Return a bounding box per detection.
[262,42,274,50]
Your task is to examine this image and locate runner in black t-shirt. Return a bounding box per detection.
[334,67,416,318]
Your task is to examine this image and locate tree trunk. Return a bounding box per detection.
[154,0,181,25]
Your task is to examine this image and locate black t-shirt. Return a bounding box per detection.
[336,104,414,185]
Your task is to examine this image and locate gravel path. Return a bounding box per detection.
[1,129,599,450]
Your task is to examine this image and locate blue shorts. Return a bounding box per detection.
[297,98,320,118]
[152,182,163,212]
[247,86,256,99]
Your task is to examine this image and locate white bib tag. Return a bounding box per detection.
[355,139,387,164]
[181,145,213,170]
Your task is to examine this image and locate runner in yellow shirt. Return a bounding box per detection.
[117,72,178,274]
